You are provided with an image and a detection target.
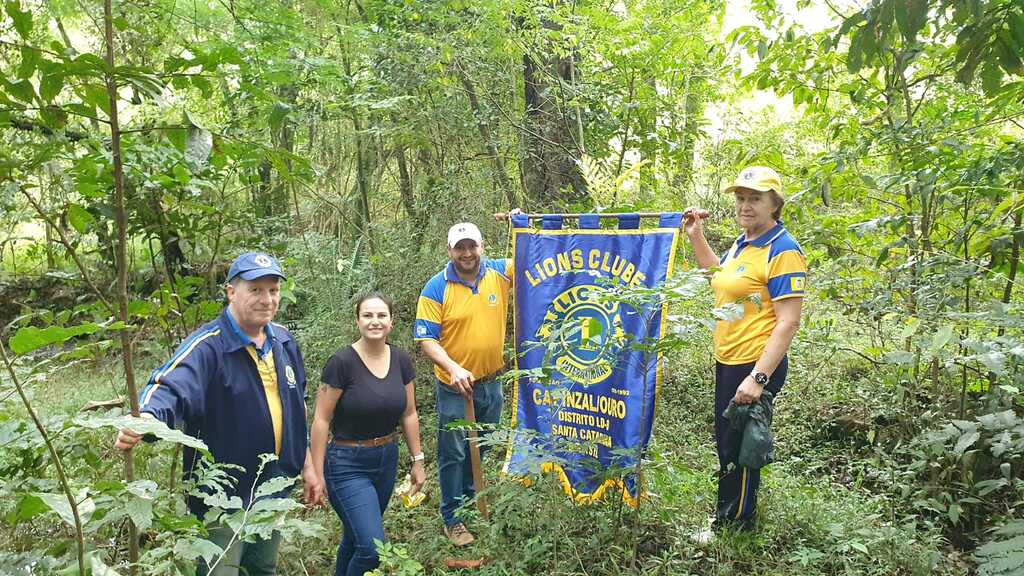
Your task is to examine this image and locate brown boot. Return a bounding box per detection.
[444,522,475,547]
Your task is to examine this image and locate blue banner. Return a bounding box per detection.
[503,213,681,504]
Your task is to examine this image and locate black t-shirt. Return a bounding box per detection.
[320,345,415,441]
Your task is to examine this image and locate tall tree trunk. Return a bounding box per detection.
[102,0,140,573]
[395,142,426,248]
[521,29,590,210]
[254,84,298,224]
[352,112,372,231]
[454,64,517,207]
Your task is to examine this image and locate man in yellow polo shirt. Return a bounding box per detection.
[415,222,512,546]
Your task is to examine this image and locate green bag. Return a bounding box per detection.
[722,390,775,470]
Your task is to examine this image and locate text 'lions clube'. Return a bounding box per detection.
[523,248,647,288]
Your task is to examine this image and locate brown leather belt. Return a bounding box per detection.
[333,432,399,448]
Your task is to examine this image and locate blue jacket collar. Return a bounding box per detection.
[736,221,786,249]
[444,260,486,288]
[220,308,276,356]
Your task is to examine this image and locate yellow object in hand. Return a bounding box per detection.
[402,491,426,508]
[396,473,425,508]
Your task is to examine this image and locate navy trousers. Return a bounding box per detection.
[714,356,787,529]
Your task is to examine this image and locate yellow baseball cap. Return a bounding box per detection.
[723,166,784,199]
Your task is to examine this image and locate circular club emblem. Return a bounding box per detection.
[536,285,624,386]
[254,254,273,267]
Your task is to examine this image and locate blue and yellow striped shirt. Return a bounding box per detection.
[711,222,807,364]
[414,258,513,384]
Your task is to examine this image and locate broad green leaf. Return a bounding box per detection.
[72,414,210,453]
[5,1,32,38]
[192,75,212,97]
[126,479,158,498]
[996,33,1021,74]
[895,0,927,42]
[40,73,64,102]
[948,503,962,524]
[35,489,96,527]
[268,102,292,132]
[127,299,157,317]
[254,475,297,500]
[930,325,955,352]
[981,61,1002,96]
[976,533,1024,557]
[69,53,109,74]
[847,29,864,73]
[11,493,49,522]
[248,497,302,514]
[9,323,105,354]
[80,83,111,116]
[953,430,980,456]
[125,497,153,531]
[202,492,243,511]
[67,203,94,233]
[995,520,1024,537]
[978,351,1007,375]
[899,317,920,339]
[173,536,223,563]
[7,79,37,103]
[17,46,40,80]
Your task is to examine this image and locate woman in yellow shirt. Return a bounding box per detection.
[684,166,807,535]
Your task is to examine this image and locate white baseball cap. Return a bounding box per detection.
[447,222,483,248]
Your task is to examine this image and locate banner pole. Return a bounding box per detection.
[495,212,672,221]
[464,394,490,520]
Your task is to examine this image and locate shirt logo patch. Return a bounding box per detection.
[791,276,806,291]
[736,265,746,274]
[285,365,296,388]
[488,293,497,307]
[416,325,426,335]
[254,254,273,267]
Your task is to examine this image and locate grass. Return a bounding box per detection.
[0,326,969,575]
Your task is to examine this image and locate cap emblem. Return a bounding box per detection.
[254,254,272,267]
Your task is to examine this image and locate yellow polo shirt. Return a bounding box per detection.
[245,346,282,454]
[711,223,807,365]
[414,258,513,384]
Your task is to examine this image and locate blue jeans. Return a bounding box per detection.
[324,442,399,576]
[436,377,503,526]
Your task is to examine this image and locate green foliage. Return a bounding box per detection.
[975,519,1024,576]
[2,0,1022,572]
[366,540,425,576]
[900,410,1024,540]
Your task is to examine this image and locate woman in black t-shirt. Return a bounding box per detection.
[310,293,426,576]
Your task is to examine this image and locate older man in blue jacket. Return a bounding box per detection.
[116,252,323,576]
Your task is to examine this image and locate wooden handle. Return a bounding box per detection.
[463,394,489,520]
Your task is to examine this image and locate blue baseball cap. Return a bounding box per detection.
[227,252,286,282]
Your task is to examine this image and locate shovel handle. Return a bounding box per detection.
[464,394,489,520]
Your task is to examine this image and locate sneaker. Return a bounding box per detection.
[444,523,475,547]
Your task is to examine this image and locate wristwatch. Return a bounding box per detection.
[411,453,425,463]
[750,371,769,386]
